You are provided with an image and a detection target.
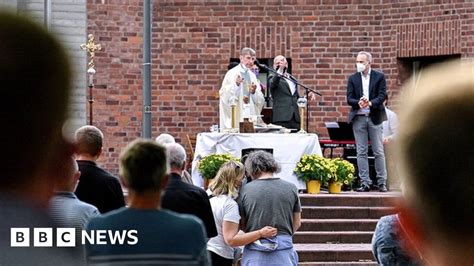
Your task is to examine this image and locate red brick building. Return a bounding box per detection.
[87,0,474,173]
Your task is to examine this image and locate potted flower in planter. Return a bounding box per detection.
[198,153,239,188]
[329,158,356,194]
[294,154,332,194]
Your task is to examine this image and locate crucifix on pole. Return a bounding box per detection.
[80,34,101,125]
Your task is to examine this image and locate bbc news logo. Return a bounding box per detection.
[11,228,138,247]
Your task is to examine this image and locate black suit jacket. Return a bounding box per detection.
[269,73,300,123]
[347,70,387,125]
[75,160,125,214]
[161,173,218,238]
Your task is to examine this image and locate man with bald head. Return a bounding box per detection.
[268,55,305,131]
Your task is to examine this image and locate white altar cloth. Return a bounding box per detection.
[191,132,322,189]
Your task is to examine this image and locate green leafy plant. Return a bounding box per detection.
[294,154,334,184]
[198,153,240,180]
[330,158,356,185]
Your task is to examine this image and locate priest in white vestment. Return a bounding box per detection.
[219,47,265,130]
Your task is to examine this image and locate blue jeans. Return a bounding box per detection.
[352,115,387,186]
[242,235,298,266]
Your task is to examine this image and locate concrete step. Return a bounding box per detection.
[299,192,400,207]
[299,261,377,265]
[299,219,378,231]
[293,231,373,244]
[301,206,395,219]
[295,243,374,262]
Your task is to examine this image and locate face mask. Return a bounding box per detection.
[356,63,366,73]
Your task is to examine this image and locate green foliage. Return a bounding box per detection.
[331,158,356,185]
[198,153,240,180]
[294,154,334,184]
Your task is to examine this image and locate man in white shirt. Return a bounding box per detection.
[346,51,388,192]
[382,96,399,144]
[382,95,399,190]
[219,47,265,130]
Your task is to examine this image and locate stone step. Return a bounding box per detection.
[299,219,378,231]
[293,231,373,244]
[299,261,377,265]
[301,206,395,219]
[295,243,374,262]
[299,192,400,207]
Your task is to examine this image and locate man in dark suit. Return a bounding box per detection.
[161,143,217,238]
[268,55,302,130]
[269,55,316,131]
[74,125,125,213]
[161,143,217,239]
[347,51,388,192]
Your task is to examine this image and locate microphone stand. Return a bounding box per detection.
[255,61,321,132]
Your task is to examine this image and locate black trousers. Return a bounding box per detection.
[210,251,233,266]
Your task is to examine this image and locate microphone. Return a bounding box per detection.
[253,59,266,69]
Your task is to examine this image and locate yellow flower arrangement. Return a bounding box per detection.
[294,154,333,184]
[198,153,240,180]
[331,158,356,185]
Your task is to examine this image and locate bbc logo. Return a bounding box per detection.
[11,228,76,247]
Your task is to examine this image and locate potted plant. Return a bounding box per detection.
[329,158,356,193]
[198,153,240,188]
[294,154,332,194]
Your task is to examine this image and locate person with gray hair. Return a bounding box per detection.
[155,133,194,183]
[161,143,218,239]
[347,51,388,192]
[219,47,265,130]
[74,125,125,213]
[238,150,301,265]
[155,133,176,145]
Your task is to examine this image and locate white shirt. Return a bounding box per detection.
[357,69,371,115]
[207,194,241,259]
[383,107,399,140]
[285,74,297,95]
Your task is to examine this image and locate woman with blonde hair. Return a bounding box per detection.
[207,160,277,266]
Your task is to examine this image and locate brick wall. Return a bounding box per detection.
[87,0,474,174]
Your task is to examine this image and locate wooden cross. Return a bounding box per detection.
[80,34,101,70]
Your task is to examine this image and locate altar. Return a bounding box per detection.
[191,132,322,189]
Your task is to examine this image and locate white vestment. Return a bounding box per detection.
[219,64,265,130]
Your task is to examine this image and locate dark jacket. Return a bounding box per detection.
[269,73,300,123]
[161,173,218,239]
[75,160,125,214]
[347,70,387,125]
